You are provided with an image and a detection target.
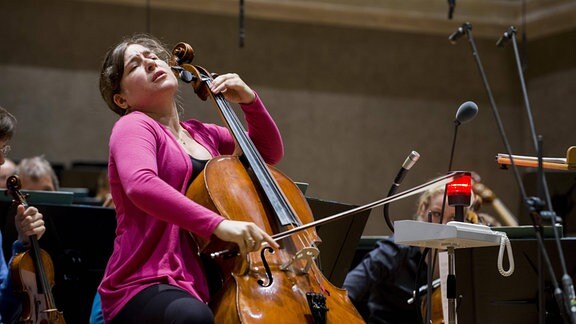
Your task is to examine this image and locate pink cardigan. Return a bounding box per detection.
[99,94,283,321]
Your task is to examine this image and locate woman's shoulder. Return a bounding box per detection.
[113,112,163,131]
[115,111,153,124]
[111,112,168,141]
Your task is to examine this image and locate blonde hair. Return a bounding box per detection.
[415,185,445,221]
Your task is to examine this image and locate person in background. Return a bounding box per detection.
[0,158,16,188]
[343,183,497,323]
[0,106,47,322]
[97,34,281,323]
[16,155,59,192]
[95,169,114,208]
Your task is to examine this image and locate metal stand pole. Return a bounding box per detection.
[447,246,457,324]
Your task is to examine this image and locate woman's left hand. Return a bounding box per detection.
[15,204,46,244]
[210,73,255,105]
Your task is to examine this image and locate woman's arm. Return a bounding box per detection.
[110,115,225,239]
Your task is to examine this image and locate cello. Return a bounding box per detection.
[170,43,365,323]
[6,175,66,324]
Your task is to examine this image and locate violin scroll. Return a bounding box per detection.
[6,175,29,207]
[6,174,21,190]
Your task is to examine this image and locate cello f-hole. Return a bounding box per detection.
[257,247,274,287]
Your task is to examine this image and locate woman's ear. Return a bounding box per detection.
[113,94,129,110]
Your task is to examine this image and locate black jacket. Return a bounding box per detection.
[343,237,426,324]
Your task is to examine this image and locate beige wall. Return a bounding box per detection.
[1,0,575,235]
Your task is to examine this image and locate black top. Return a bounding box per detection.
[342,237,426,324]
[190,156,209,184]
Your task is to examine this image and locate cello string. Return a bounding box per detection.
[210,80,302,227]
[209,81,312,255]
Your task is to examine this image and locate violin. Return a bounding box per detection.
[6,175,66,324]
[171,43,364,323]
[418,278,443,324]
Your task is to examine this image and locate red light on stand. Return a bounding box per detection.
[446,174,472,204]
[447,173,472,222]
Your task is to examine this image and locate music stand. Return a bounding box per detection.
[306,197,371,287]
[0,189,74,205]
[394,220,503,323]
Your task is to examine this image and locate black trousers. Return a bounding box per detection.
[110,284,214,324]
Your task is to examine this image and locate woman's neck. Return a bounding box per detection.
[143,102,181,133]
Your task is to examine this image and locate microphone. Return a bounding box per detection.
[383,151,420,232]
[455,101,479,126]
[448,22,471,44]
[448,101,478,173]
[393,151,421,188]
[496,26,516,47]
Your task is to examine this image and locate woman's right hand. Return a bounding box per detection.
[213,220,279,256]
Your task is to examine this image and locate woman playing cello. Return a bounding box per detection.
[97,34,279,323]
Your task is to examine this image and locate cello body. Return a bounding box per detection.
[187,156,364,323]
[173,42,363,323]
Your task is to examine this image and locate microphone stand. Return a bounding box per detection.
[239,0,245,48]
[423,108,469,323]
[498,26,576,323]
[383,151,420,232]
[447,0,456,19]
[435,118,460,324]
[451,22,570,324]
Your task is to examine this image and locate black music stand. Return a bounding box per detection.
[306,197,371,287]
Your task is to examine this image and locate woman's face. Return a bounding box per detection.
[422,192,456,224]
[113,44,179,113]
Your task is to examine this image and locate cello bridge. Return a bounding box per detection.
[280,247,319,273]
